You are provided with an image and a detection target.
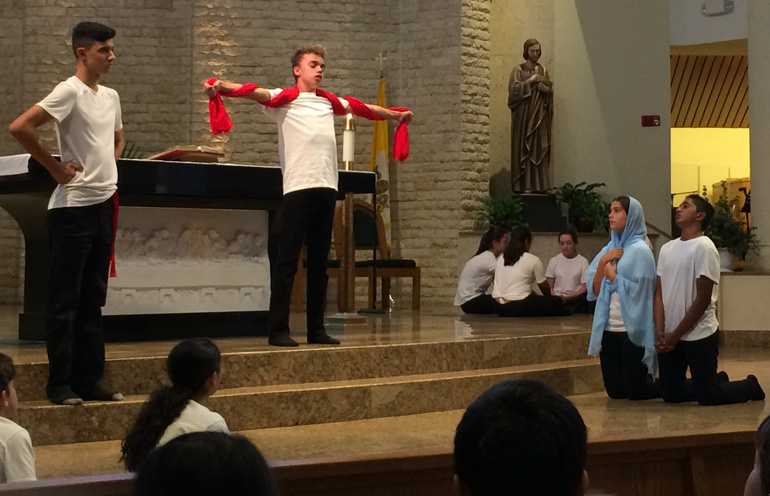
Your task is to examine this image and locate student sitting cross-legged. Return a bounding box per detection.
[121,338,229,472]
[0,353,36,483]
[455,226,509,314]
[546,228,591,314]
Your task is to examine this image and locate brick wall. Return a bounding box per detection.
[0,0,492,309]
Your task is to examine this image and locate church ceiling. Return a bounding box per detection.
[670,55,748,128]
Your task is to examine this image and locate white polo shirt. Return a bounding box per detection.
[262,90,350,195]
[37,75,122,209]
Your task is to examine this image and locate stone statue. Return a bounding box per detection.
[509,38,553,193]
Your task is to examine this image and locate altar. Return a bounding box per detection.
[0,156,375,341]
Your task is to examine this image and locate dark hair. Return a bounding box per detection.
[474,225,508,257]
[72,22,116,58]
[291,44,327,79]
[454,380,587,496]
[611,196,630,214]
[686,194,715,230]
[522,38,541,60]
[502,226,532,266]
[757,414,770,494]
[558,228,578,245]
[122,338,221,472]
[133,432,279,496]
[0,354,14,394]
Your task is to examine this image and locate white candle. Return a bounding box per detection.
[342,113,355,164]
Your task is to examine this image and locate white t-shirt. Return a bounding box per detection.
[156,400,230,448]
[0,417,36,483]
[657,236,720,341]
[606,291,626,333]
[545,253,589,296]
[492,252,546,302]
[262,90,349,195]
[37,76,122,209]
[455,251,497,305]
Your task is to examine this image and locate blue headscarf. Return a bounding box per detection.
[586,197,657,372]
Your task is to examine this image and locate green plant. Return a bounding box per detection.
[476,195,524,232]
[555,182,609,232]
[704,183,759,260]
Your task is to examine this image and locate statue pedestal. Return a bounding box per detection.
[520,193,567,232]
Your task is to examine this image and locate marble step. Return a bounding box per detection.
[14,332,591,402]
[18,357,601,446]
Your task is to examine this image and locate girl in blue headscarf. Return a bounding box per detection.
[586,196,659,400]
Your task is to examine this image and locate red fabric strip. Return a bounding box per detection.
[110,192,119,278]
[207,80,410,161]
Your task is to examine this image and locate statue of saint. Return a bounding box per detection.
[508,38,553,193]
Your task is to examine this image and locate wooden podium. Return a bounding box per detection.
[147,145,224,163]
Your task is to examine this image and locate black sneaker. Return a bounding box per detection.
[75,382,124,402]
[747,375,765,401]
[307,330,341,345]
[48,386,84,406]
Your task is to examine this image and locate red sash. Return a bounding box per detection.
[207,78,409,161]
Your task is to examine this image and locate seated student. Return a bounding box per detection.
[587,196,659,401]
[546,228,590,314]
[122,338,229,472]
[455,226,509,314]
[0,354,36,483]
[745,413,770,496]
[454,379,589,496]
[492,226,568,317]
[655,194,764,405]
[133,431,278,496]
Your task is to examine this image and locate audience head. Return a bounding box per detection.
[681,194,714,231]
[71,21,116,58]
[454,379,588,496]
[502,226,532,267]
[558,228,579,258]
[745,413,770,496]
[0,354,18,417]
[133,431,279,496]
[608,196,630,234]
[122,338,222,472]
[475,226,510,257]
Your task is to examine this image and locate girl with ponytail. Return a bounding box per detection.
[121,338,228,472]
[454,226,509,314]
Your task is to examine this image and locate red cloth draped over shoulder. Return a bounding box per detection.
[206,78,410,161]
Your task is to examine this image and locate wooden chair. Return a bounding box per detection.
[339,199,421,310]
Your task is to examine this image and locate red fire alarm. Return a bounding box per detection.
[641,115,661,127]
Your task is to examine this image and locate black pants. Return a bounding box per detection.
[460,294,495,314]
[658,331,753,405]
[45,196,114,398]
[563,293,594,315]
[599,331,660,400]
[268,188,336,338]
[494,294,568,317]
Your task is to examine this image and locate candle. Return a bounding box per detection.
[342,113,356,167]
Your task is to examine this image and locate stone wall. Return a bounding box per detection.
[1,0,488,308]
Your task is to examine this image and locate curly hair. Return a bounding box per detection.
[121,338,221,472]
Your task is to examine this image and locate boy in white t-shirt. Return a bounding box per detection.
[9,22,124,405]
[204,45,412,347]
[0,354,36,483]
[654,194,764,405]
[546,229,590,314]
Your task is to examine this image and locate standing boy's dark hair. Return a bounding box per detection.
[474,225,508,257]
[454,380,587,496]
[133,432,279,496]
[121,338,221,472]
[503,226,532,266]
[0,354,15,394]
[686,194,715,230]
[71,21,116,58]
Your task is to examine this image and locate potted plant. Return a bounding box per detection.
[555,182,609,233]
[476,195,524,232]
[704,183,759,270]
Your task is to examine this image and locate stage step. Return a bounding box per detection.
[13,332,592,402]
[18,358,601,446]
